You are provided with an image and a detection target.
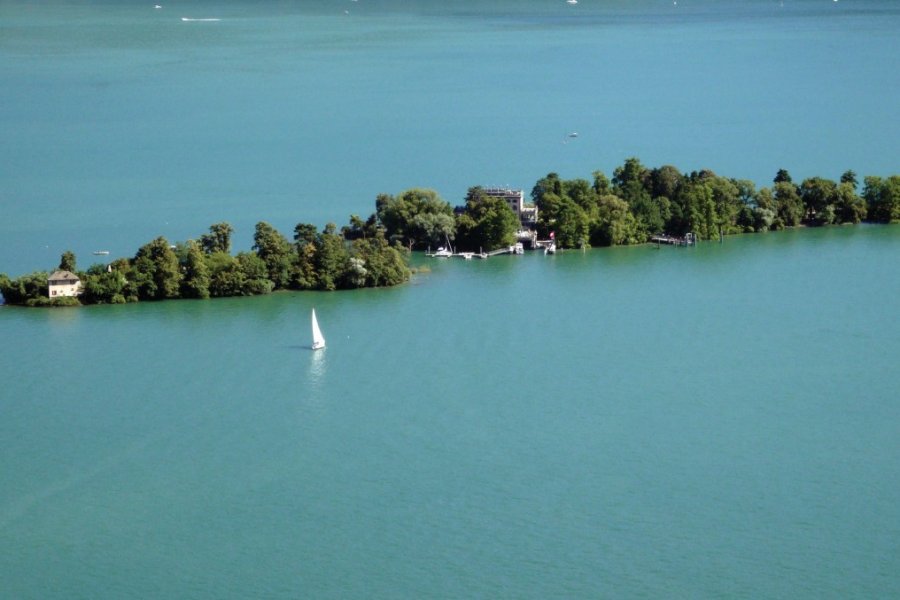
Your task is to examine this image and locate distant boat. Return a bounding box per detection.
[567,0,578,4]
[567,132,579,138]
[181,17,221,22]
[544,242,556,255]
[93,250,110,255]
[311,308,326,350]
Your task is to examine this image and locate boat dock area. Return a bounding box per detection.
[651,232,697,247]
[427,243,524,259]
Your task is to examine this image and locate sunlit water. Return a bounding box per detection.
[2,226,899,598]
[2,1,899,597]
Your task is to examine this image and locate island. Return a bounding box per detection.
[2,158,898,307]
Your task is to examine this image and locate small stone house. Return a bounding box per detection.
[48,270,82,298]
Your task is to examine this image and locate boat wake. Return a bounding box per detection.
[181,17,221,22]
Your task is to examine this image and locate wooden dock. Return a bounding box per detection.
[651,232,697,247]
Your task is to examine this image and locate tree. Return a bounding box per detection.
[833,182,866,223]
[799,177,838,224]
[552,196,590,248]
[376,188,454,249]
[774,168,793,184]
[81,264,127,304]
[58,251,77,272]
[409,212,456,249]
[236,252,274,295]
[773,181,804,227]
[0,272,48,305]
[840,170,858,189]
[350,234,410,288]
[206,252,243,297]
[132,237,182,300]
[455,188,519,251]
[531,172,563,205]
[200,222,234,254]
[648,165,684,201]
[591,170,611,195]
[863,176,900,223]
[314,223,350,290]
[252,221,292,289]
[612,157,650,192]
[180,240,210,299]
[341,214,368,241]
[592,194,639,246]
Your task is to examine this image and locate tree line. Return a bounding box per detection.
[364,160,899,252]
[2,158,898,306]
[529,161,898,249]
[1,218,411,306]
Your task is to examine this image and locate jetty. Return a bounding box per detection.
[651,232,697,247]
[428,242,524,259]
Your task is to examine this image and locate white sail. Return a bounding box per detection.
[311,308,326,350]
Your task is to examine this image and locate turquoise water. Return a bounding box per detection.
[1,0,899,274]
[2,226,899,598]
[2,1,900,597]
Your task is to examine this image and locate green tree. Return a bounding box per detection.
[376,189,454,249]
[58,251,77,272]
[531,172,563,205]
[648,165,684,201]
[81,264,127,304]
[592,194,639,246]
[840,170,858,189]
[350,234,410,288]
[612,157,650,193]
[774,168,793,184]
[552,196,590,248]
[800,177,838,224]
[207,252,243,297]
[180,240,211,299]
[863,176,900,223]
[0,272,48,305]
[132,237,182,300]
[236,252,274,295]
[833,182,866,223]
[773,181,804,227]
[253,222,292,289]
[456,188,519,251]
[314,223,350,290]
[292,222,319,290]
[591,170,611,195]
[200,222,234,255]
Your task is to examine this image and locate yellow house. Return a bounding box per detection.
[48,270,82,298]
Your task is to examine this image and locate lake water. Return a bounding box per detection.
[2,1,899,597]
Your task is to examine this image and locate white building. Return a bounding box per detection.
[48,270,82,298]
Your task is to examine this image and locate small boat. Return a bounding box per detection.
[311,308,326,350]
[93,250,110,255]
[431,234,454,258]
[544,242,556,255]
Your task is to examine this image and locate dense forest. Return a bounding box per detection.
[2,158,898,306]
[0,218,410,306]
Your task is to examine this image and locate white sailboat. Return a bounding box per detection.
[311,308,326,350]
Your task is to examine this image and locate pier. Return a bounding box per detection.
[651,232,696,247]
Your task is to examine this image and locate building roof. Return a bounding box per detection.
[48,270,80,282]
